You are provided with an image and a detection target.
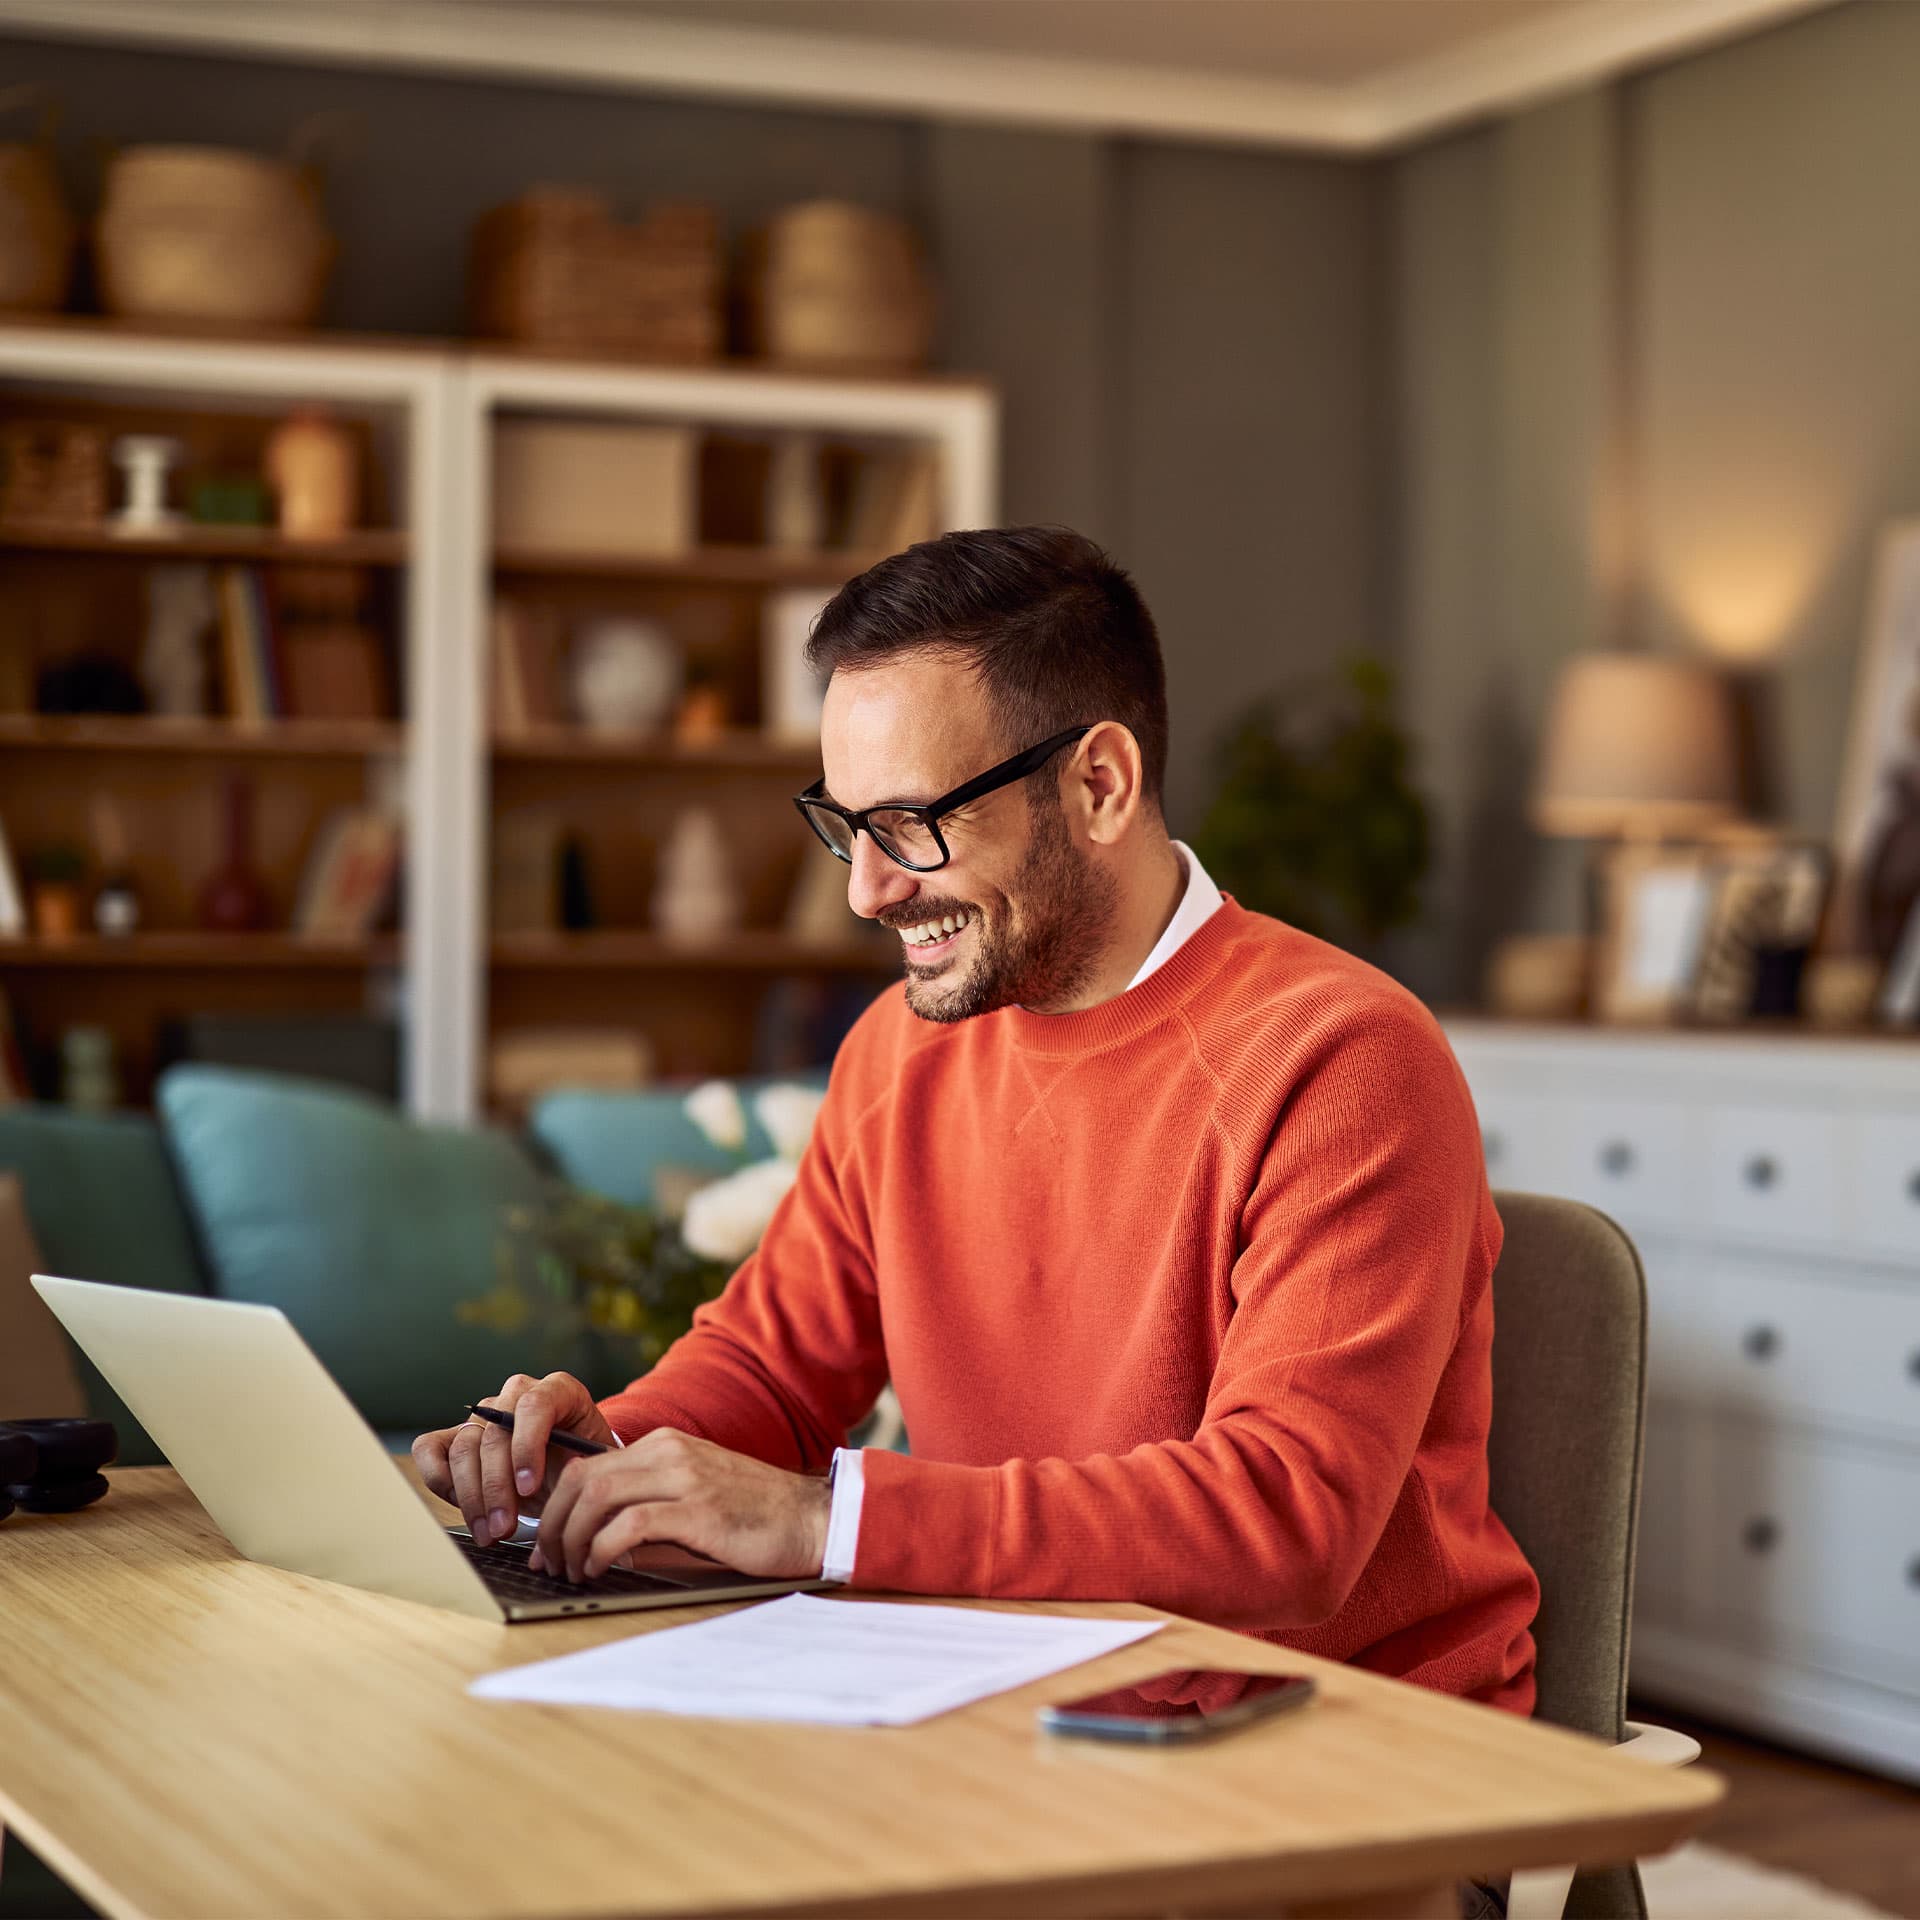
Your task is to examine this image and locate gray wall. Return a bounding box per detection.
[1390,0,1920,1002]
[0,32,1389,839]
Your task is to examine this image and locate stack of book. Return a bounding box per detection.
[216,566,285,725]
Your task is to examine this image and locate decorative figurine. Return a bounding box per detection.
[89,795,141,939]
[264,406,358,540]
[569,617,679,733]
[59,1026,119,1112]
[109,434,185,536]
[139,563,216,718]
[652,807,741,943]
[197,777,272,932]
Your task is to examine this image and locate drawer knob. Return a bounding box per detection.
[1484,1131,1505,1167]
[1599,1141,1635,1178]
[1908,1349,1920,1384]
[1742,1324,1781,1363]
[1744,1155,1779,1192]
[1908,1170,1920,1205]
[1908,1556,1920,1592]
[1742,1516,1779,1556]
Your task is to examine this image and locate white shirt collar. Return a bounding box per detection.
[1126,840,1225,990]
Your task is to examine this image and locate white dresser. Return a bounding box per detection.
[1444,1020,1920,1783]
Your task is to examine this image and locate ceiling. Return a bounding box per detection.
[609,0,1582,89]
[0,0,1849,150]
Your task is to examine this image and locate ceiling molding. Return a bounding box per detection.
[0,0,1849,153]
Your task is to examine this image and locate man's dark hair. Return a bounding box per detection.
[804,525,1169,805]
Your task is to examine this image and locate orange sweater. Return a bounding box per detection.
[601,901,1540,1712]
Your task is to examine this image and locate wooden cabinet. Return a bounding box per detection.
[0,322,1000,1120]
[1447,1022,1920,1784]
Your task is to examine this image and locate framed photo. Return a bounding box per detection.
[1878,896,1920,1026]
[1835,518,1920,950]
[1593,846,1718,1023]
[1689,840,1832,1023]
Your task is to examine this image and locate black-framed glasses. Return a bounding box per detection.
[793,725,1093,873]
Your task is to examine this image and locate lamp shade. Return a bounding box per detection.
[1532,651,1739,837]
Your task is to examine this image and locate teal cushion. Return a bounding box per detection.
[157,1067,549,1435]
[0,1104,210,1466]
[529,1074,829,1208]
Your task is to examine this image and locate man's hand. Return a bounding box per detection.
[530,1428,831,1585]
[411,1372,616,1547]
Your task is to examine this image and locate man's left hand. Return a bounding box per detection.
[528,1428,832,1584]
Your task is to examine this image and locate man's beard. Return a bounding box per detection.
[897,790,1118,1024]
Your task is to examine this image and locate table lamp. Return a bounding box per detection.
[1532,651,1739,841]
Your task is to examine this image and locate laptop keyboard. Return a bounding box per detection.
[452,1533,688,1603]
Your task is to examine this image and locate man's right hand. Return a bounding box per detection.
[412,1372,617,1547]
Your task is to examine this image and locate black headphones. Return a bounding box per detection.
[0,1418,118,1523]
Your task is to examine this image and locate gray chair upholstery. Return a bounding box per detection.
[1488,1192,1651,1920]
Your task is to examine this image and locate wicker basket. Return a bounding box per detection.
[739,200,933,372]
[0,89,73,313]
[470,190,720,361]
[95,144,333,328]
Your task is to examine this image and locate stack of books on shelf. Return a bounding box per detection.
[216,566,285,725]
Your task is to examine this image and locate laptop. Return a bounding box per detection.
[31,1274,833,1623]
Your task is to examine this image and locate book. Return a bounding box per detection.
[491,600,531,739]
[217,566,268,724]
[0,813,22,937]
[294,810,402,939]
[841,445,943,554]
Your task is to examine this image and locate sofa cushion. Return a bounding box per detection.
[529,1073,829,1209]
[0,1104,210,1464]
[158,1067,549,1435]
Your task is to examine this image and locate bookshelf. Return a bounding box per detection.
[0,322,999,1121]
[0,323,447,1112]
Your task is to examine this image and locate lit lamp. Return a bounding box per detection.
[1532,651,1740,842]
[1492,652,1741,1021]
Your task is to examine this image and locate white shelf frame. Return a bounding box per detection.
[0,324,460,1117]
[0,327,1000,1122]
[454,354,1000,1123]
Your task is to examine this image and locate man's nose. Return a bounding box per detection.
[845,834,918,922]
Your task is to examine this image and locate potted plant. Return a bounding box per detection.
[1191,657,1431,959]
[26,842,88,942]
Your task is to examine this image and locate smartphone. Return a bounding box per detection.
[1038,1670,1317,1744]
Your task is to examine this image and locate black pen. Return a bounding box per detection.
[463,1402,612,1456]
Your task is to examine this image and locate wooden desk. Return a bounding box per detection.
[0,1470,1720,1920]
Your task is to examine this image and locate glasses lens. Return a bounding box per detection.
[868,810,944,870]
[800,801,856,862]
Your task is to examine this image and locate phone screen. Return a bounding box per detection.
[1040,1669,1316,1742]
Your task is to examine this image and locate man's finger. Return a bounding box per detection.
[531,1454,595,1576]
[411,1429,455,1503]
[447,1423,488,1539]
[505,1379,556,1499]
[476,1420,518,1545]
[584,1501,689,1581]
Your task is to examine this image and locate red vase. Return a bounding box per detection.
[198,776,273,932]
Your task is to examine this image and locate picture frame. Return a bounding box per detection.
[1834,517,1920,951]
[1877,895,1920,1026]
[1689,840,1832,1024]
[1593,845,1718,1024]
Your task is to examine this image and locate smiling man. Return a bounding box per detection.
[416,525,1540,1716]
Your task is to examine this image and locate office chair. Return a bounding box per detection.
[1487,1193,1702,1920]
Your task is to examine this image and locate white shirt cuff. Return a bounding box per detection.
[822,1446,865,1584]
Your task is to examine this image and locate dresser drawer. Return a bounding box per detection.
[1705,1424,1920,1693]
[1476,1091,1562,1195]
[1554,1098,1695,1227]
[1641,1240,1721,1401]
[1851,1113,1920,1261]
[1710,1263,1920,1442]
[1706,1105,1840,1244]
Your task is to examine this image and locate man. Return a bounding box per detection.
[417,525,1539,1715]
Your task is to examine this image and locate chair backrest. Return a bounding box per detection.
[1488,1191,1647,1741]
[1487,1192,1650,1920]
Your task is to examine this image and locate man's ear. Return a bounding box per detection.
[1072,722,1145,846]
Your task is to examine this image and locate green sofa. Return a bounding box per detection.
[0,1065,827,1464]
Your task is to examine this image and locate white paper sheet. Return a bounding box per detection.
[469,1593,1164,1726]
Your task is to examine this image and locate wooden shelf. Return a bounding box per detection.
[0,524,408,567]
[0,934,400,970]
[490,727,816,770]
[492,544,879,589]
[0,715,404,758]
[490,931,894,973]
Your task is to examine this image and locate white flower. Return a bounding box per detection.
[754,1083,825,1163]
[684,1079,747,1153]
[680,1157,798,1263]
